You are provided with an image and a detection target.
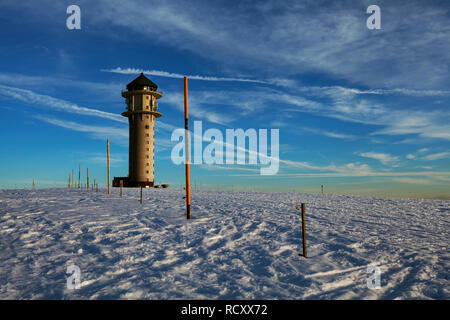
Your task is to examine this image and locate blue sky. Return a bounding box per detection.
[0,0,449,198]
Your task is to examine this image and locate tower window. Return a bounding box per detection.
[146,170,149,174]
[145,125,149,129]
[146,133,149,137]
[146,96,149,100]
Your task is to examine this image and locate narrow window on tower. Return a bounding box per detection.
[145,125,149,129]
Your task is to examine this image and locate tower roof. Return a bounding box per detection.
[126,73,158,91]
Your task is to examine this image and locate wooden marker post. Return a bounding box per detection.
[140,186,143,204]
[321,185,324,194]
[78,164,81,189]
[68,174,71,189]
[107,139,111,195]
[184,76,191,219]
[72,169,74,189]
[87,168,89,190]
[120,180,123,198]
[296,203,307,258]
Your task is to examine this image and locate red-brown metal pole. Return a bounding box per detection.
[184,76,191,219]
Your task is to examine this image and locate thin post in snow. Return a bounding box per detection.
[78,164,81,189]
[120,180,123,198]
[107,139,111,195]
[296,203,307,258]
[140,186,143,204]
[87,168,89,190]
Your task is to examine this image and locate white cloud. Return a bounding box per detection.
[87,0,450,90]
[163,91,235,124]
[0,83,179,133]
[393,178,437,185]
[34,115,128,145]
[231,171,450,178]
[359,152,399,165]
[302,127,357,140]
[102,67,267,84]
[0,84,126,123]
[0,72,122,98]
[422,152,450,161]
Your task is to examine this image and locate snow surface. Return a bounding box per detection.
[0,188,448,299]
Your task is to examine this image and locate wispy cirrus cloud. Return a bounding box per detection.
[0,72,122,98]
[0,83,179,133]
[163,91,235,124]
[359,152,399,165]
[280,87,450,141]
[393,178,438,185]
[0,84,126,123]
[231,171,450,179]
[102,67,267,84]
[422,152,450,161]
[86,0,450,90]
[34,115,128,145]
[302,127,357,140]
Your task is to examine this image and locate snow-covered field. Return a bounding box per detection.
[0,188,448,299]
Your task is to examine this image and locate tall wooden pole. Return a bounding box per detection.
[72,169,74,189]
[140,186,143,204]
[68,173,71,189]
[87,168,89,190]
[301,203,307,258]
[120,180,123,198]
[295,203,307,258]
[78,164,81,189]
[184,76,191,219]
[107,139,111,195]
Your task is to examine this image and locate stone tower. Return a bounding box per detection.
[113,73,162,188]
